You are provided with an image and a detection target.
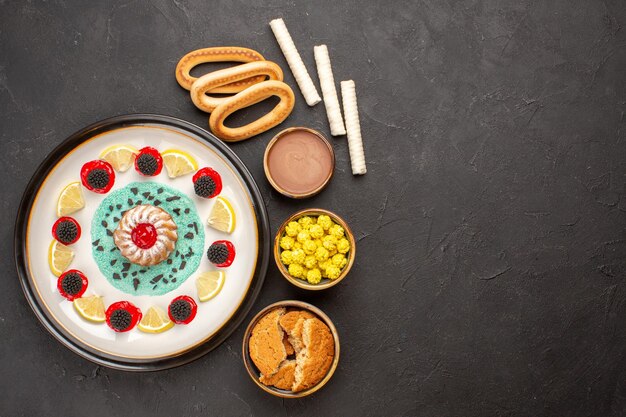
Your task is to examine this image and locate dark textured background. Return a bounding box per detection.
[1,0,625,416]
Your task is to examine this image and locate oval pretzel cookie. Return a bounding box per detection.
[209,80,295,142]
[176,47,266,94]
[190,61,284,113]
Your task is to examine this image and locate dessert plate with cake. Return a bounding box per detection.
[14,114,270,370]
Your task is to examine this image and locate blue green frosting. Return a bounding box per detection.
[91,181,204,296]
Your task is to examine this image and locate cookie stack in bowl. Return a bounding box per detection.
[243,301,339,397]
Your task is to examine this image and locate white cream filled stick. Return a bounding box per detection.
[340,80,366,175]
[314,45,346,136]
[270,18,321,106]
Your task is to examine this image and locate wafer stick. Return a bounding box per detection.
[270,18,321,106]
[314,45,346,136]
[340,80,366,175]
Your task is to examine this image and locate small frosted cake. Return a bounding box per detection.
[113,204,178,267]
[92,181,205,296]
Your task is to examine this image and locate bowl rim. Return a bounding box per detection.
[241,300,340,398]
[263,127,335,199]
[274,208,356,290]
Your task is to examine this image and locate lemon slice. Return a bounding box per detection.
[138,306,174,333]
[162,149,198,178]
[207,196,236,233]
[196,271,225,302]
[99,144,138,172]
[57,181,85,217]
[73,295,106,322]
[48,240,74,277]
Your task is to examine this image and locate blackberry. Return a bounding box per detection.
[207,242,229,265]
[52,217,81,245]
[61,272,84,296]
[168,295,197,324]
[57,269,87,301]
[81,160,115,194]
[86,169,110,189]
[136,153,158,176]
[192,167,222,198]
[108,309,132,331]
[169,299,192,323]
[105,301,141,332]
[194,175,216,198]
[56,220,78,244]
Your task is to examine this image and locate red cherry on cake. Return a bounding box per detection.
[57,270,88,301]
[52,216,81,245]
[193,167,222,198]
[135,147,163,176]
[105,301,142,332]
[168,295,197,324]
[131,223,158,249]
[206,240,235,267]
[81,160,115,193]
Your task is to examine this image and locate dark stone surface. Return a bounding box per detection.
[1,0,625,415]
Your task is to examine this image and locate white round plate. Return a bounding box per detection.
[15,115,269,370]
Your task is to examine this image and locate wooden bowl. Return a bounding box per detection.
[263,127,335,199]
[242,300,340,398]
[274,208,356,290]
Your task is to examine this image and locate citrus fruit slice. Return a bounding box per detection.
[48,240,74,277]
[98,144,138,172]
[196,271,225,302]
[207,196,236,233]
[57,181,85,217]
[73,295,106,322]
[161,149,198,178]
[138,306,174,333]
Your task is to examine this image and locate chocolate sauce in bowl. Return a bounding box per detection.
[265,128,334,198]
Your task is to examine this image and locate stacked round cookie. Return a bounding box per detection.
[249,307,335,393]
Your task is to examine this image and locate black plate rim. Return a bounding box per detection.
[13,113,270,371]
